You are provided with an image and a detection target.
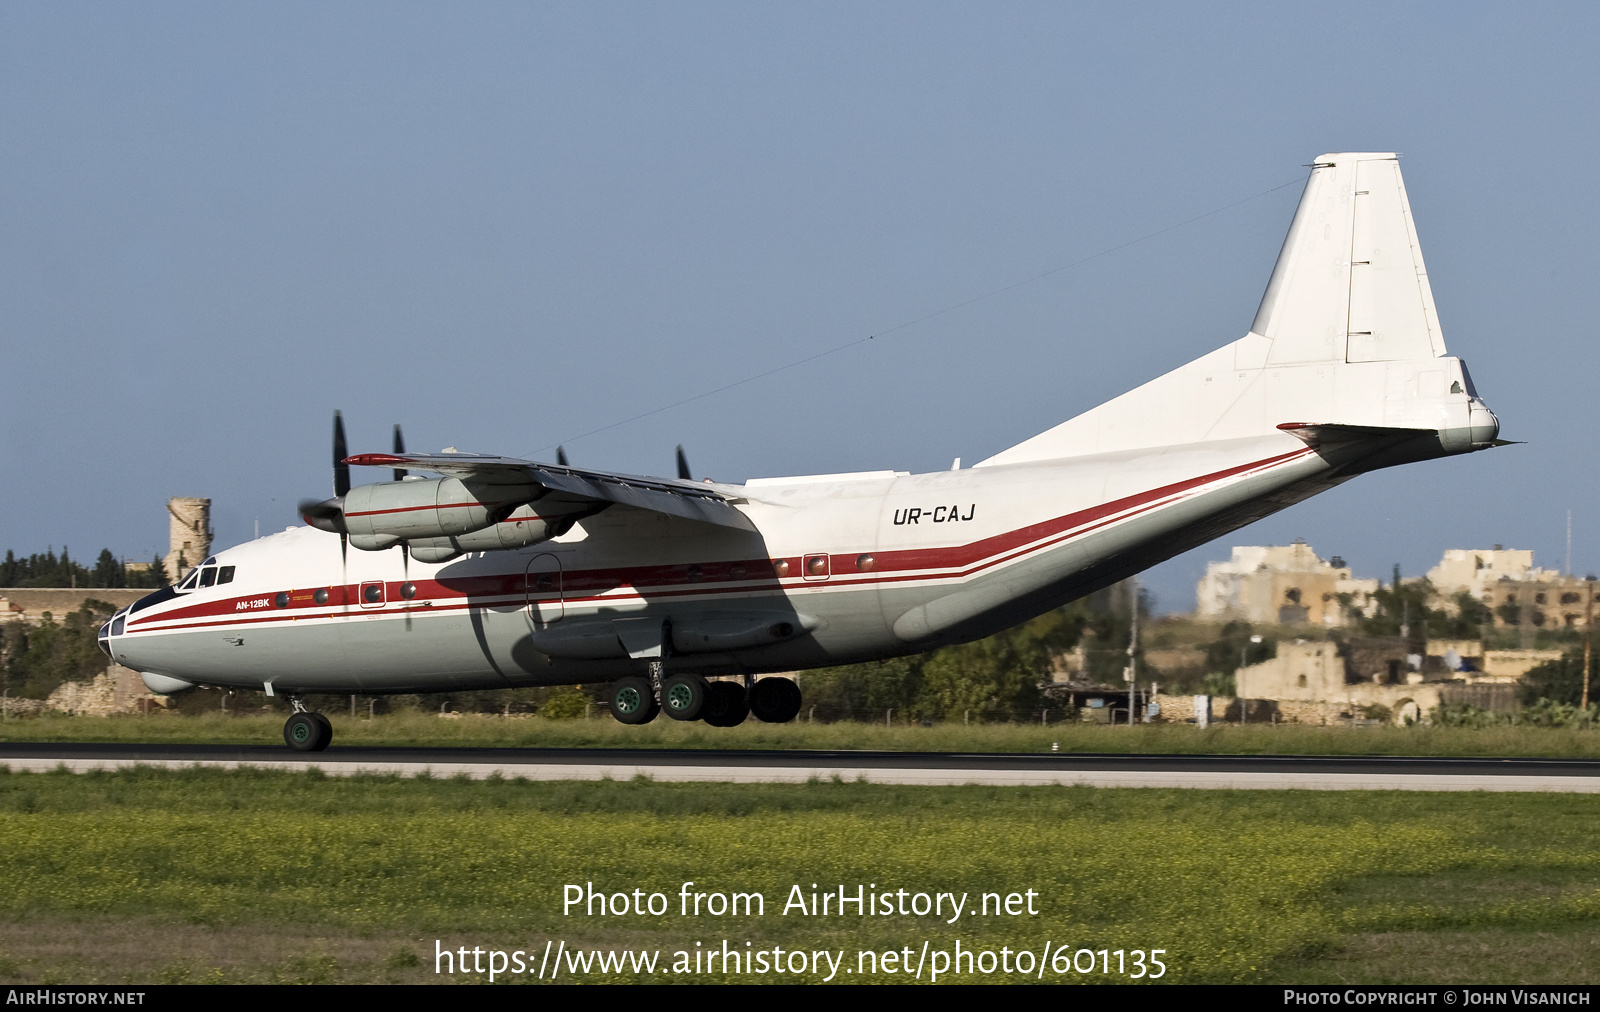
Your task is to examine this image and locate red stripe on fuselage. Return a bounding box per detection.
[126,447,1313,635]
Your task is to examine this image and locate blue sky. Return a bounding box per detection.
[2,2,1596,612]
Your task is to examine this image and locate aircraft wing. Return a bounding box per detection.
[344,451,758,532]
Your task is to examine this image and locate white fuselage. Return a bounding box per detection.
[110,431,1351,694]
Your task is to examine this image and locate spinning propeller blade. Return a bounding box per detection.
[392,424,407,482]
[333,411,350,498]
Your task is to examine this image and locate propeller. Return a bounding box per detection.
[676,444,691,481]
[333,410,350,498]
[298,411,349,541]
[392,424,407,482]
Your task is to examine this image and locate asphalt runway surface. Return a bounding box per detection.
[4,741,1600,790]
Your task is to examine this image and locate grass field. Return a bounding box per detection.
[1,768,1598,984]
[5,710,1600,758]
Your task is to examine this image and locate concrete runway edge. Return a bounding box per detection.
[7,756,1600,791]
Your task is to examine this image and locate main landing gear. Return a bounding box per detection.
[283,700,333,752]
[604,669,800,727]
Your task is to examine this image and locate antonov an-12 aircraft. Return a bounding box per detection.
[101,152,1503,751]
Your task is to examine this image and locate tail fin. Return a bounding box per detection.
[979,152,1497,467]
[1253,152,1445,365]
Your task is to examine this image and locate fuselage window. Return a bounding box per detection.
[217,566,236,585]
[198,567,218,588]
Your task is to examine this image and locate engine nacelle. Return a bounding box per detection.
[343,477,543,544]
[406,504,556,563]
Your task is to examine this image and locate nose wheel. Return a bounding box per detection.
[284,709,333,752]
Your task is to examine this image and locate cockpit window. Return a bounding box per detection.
[199,567,218,588]
[111,614,125,636]
[177,569,200,591]
[217,566,235,585]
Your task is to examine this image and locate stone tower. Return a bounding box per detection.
[163,497,212,584]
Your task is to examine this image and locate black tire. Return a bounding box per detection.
[608,676,659,725]
[284,712,331,752]
[310,712,333,749]
[749,677,802,723]
[701,681,749,728]
[661,674,708,721]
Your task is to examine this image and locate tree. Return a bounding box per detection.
[4,600,117,699]
[1202,621,1275,675]
[800,603,1090,721]
[91,549,126,589]
[800,657,925,719]
[1359,578,1449,639]
[1519,650,1591,707]
[1443,590,1495,637]
[2,547,167,588]
[918,631,1047,721]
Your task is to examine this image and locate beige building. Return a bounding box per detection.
[1196,542,1378,627]
[1233,639,1560,725]
[1425,547,1598,631]
[1479,579,1599,631]
[1426,547,1552,596]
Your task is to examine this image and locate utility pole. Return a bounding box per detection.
[1584,579,1594,712]
[1126,577,1139,726]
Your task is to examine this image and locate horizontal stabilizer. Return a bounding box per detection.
[1275,422,1435,448]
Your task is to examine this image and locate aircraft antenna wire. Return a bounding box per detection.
[525,174,1307,457]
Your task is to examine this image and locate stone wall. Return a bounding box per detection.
[0,588,149,626]
[1482,649,1564,682]
[1,663,164,717]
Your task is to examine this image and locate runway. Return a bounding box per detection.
[4,741,1600,791]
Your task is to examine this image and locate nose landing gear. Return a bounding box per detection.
[283,701,333,752]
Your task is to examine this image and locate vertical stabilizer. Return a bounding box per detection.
[1251,152,1446,365]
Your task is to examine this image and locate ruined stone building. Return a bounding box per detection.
[1234,637,1562,723]
[162,497,212,584]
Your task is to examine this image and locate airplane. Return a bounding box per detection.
[99,152,1503,752]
